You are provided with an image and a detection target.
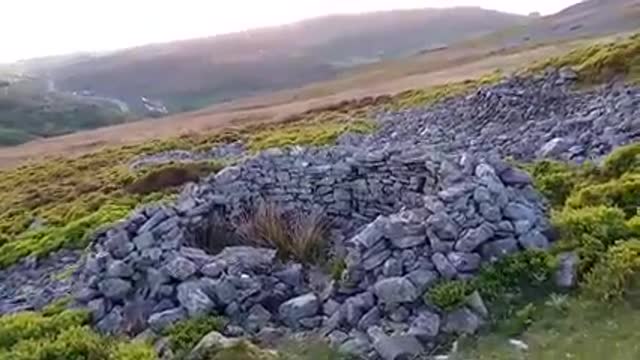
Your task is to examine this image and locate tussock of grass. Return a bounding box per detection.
[236,203,330,265]
[527,33,640,84]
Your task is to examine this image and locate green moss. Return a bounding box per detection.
[109,341,158,360]
[527,33,640,84]
[164,316,226,357]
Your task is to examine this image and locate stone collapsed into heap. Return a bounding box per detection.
[75,141,550,359]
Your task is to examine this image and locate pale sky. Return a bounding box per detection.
[3,0,580,63]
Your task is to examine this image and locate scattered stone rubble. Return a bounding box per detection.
[2,69,638,359]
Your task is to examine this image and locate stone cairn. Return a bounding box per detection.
[75,141,551,359]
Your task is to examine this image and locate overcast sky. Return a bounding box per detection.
[2,0,580,63]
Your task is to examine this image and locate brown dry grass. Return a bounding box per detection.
[0,34,622,169]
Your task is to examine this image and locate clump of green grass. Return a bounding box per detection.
[236,203,331,265]
[527,33,640,84]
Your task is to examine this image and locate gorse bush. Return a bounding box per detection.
[236,203,330,265]
[584,239,640,300]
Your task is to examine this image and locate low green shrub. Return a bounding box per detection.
[426,251,556,310]
[584,239,640,301]
[328,257,347,282]
[164,316,226,357]
[552,206,631,248]
[602,142,640,178]
[0,203,132,268]
[426,280,473,311]
[566,174,640,217]
[0,309,156,360]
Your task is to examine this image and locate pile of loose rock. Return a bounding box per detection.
[1,69,637,359]
[72,143,551,359]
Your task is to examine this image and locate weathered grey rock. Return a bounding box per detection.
[201,262,224,278]
[481,238,519,260]
[500,167,532,185]
[148,307,187,332]
[104,231,134,259]
[408,311,441,339]
[555,252,578,288]
[518,230,550,251]
[212,247,277,271]
[177,281,215,316]
[212,279,237,306]
[406,270,439,293]
[390,236,426,249]
[373,277,418,304]
[246,304,272,331]
[96,307,123,334]
[466,291,489,318]
[106,260,134,278]
[279,293,319,325]
[432,253,458,280]
[373,334,424,360]
[358,307,381,330]
[538,137,571,158]
[87,298,106,320]
[443,307,482,334]
[186,331,242,360]
[164,256,198,281]
[455,223,495,252]
[98,278,132,300]
[427,213,459,240]
[504,203,536,222]
[353,217,387,248]
[382,258,403,277]
[133,232,155,250]
[447,252,482,272]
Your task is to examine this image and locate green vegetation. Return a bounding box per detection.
[389,70,502,110]
[527,33,640,84]
[164,316,226,358]
[457,296,640,360]
[236,203,330,265]
[426,251,555,311]
[0,77,129,146]
[247,117,375,152]
[0,116,373,268]
[0,308,156,360]
[456,143,640,358]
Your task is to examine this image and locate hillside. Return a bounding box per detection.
[23,7,527,113]
[0,32,638,360]
[0,73,130,146]
[465,0,640,48]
